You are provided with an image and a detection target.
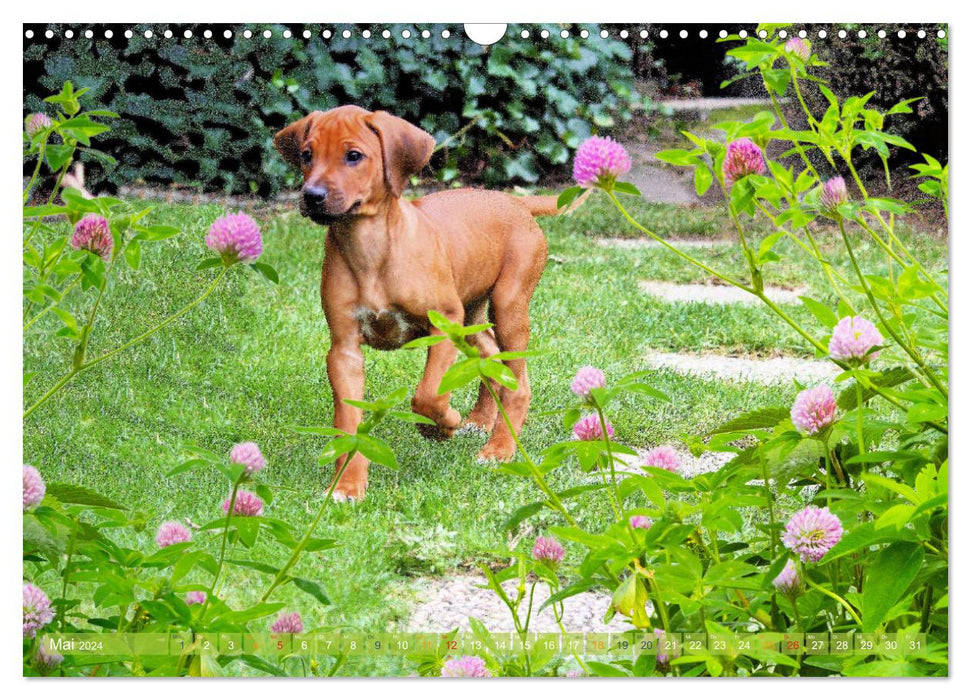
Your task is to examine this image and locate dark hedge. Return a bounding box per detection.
[24,24,654,195]
[797,24,948,168]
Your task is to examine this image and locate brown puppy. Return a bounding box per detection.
[275,105,565,501]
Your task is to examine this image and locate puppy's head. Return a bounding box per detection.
[274,106,435,226]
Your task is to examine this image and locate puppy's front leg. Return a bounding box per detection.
[413,325,463,440]
[327,340,369,501]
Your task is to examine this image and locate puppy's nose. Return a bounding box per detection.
[303,185,328,207]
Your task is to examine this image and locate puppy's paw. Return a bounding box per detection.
[416,407,463,441]
[456,420,488,436]
[417,422,455,441]
[331,479,367,503]
[476,441,516,463]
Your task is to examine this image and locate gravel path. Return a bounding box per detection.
[639,279,804,305]
[644,350,839,384]
[612,448,735,478]
[404,575,636,634]
[402,448,733,635]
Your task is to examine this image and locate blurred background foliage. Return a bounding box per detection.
[23,23,946,195]
[23,23,656,195]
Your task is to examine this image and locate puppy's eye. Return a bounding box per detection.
[345,150,365,164]
[300,149,313,166]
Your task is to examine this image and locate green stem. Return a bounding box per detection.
[920,584,933,633]
[57,517,79,630]
[760,453,777,559]
[24,275,81,331]
[854,382,866,459]
[23,137,49,205]
[483,380,578,528]
[753,201,856,312]
[838,220,947,398]
[594,403,624,518]
[483,378,621,588]
[718,179,761,286]
[24,146,75,248]
[260,447,359,603]
[606,186,946,434]
[844,157,948,306]
[24,267,229,419]
[649,575,671,634]
[200,478,243,618]
[789,68,821,131]
[553,596,592,675]
[854,215,948,310]
[74,258,117,369]
[607,191,752,292]
[822,446,832,505]
[804,575,862,627]
[767,85,820,181]
[829,448,846,487]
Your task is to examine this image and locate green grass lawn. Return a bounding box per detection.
[22,194,947,675]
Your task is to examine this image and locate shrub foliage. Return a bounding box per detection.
[24,24,652,195]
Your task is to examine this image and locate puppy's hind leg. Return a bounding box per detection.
[477,225,547,462]
[462,324,501,434]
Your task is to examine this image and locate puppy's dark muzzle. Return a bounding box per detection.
[302,185,329,211]
[300,185,337,225]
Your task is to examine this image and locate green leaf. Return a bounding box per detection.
[45,483,126,510]
[401,335,448,349]
[557,186,585,209]
[354,434,398,470]
[613,181,642,197]
[250,262,279,284]
[503,502,545,531]
[124,240,141,270]
[46,144,75,171]
[196,257,224,271]
[236,655,287,677]
[586,661,630,677]
[800,296,838,330]
[479,358,517,390]
[694,164,713,196]
[23,204,70,219]
[818,522,910,564]
[133,224,180,241]
[166,458,215,478]
[291,577,332,605]
[303,537,339,552]
[655,148,699,167]
[58,116,110,146]
[862,542,924,631]
[389,410,436,425]
[318,435,358,465]
[837,367,914,409]
[762,68,791,95]
[709,407,790,435]
[226,558,279,575]
[437,358,481,394]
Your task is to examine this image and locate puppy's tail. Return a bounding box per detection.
[517,189,591,217]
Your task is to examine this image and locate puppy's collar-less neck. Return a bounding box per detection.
[327,196,414,271]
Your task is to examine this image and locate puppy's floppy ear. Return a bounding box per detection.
[366,111,435,197]
[274,112,324,168]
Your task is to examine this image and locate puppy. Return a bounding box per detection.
[275,106,570,501]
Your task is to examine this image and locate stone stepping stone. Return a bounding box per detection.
[639,279,804,305]
[644,350,839,385]
[404,575,635,634]
[660,97,773,113]
[595,237,730,250]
